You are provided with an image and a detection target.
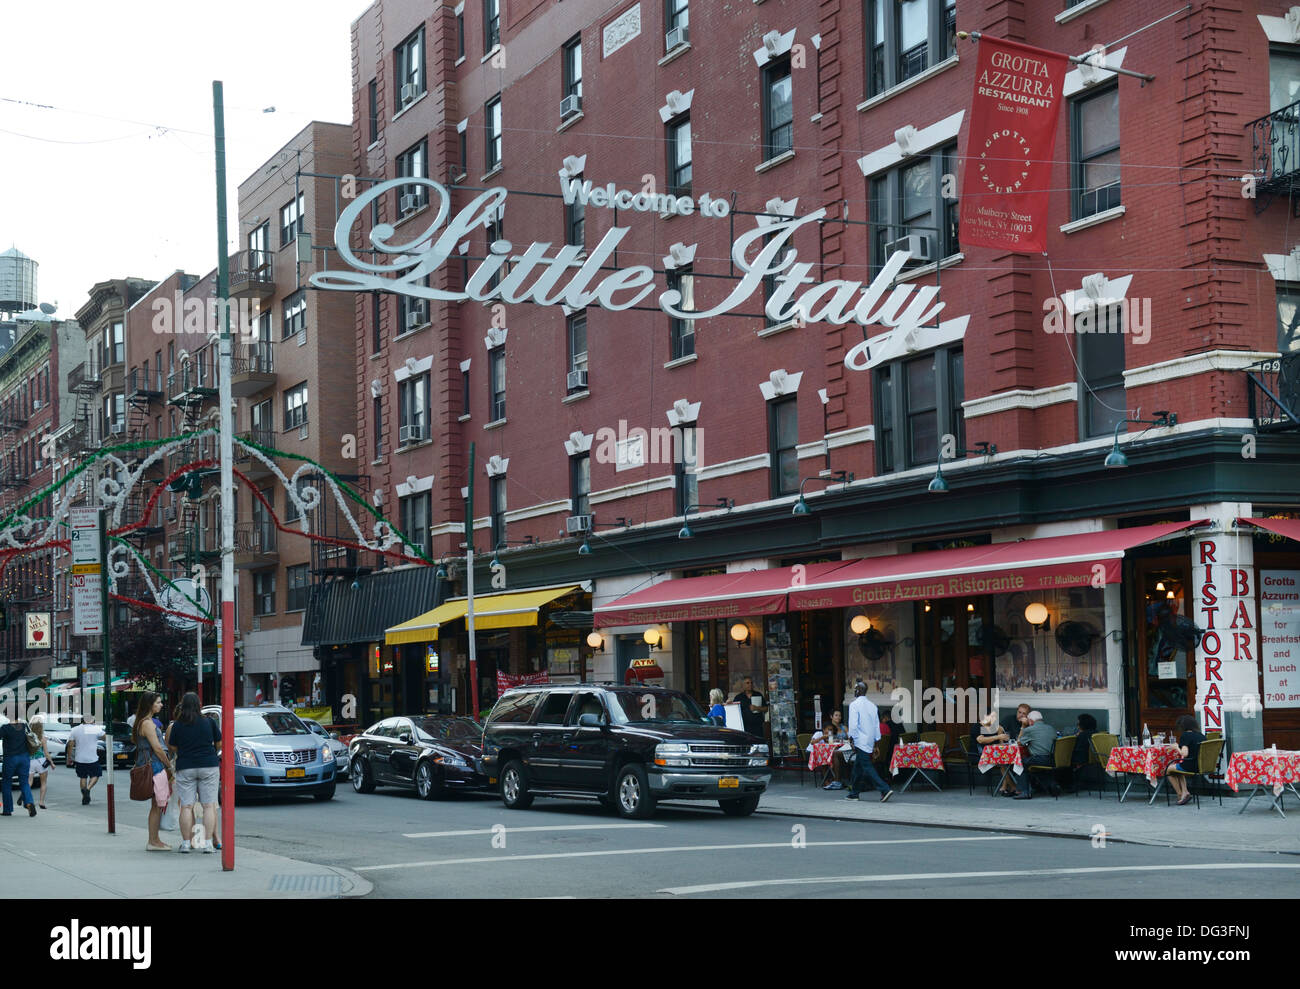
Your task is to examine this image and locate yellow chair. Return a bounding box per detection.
[795,732,813,787]
[1025,737,1072,799]
[1090,732,1121,801]
[900,731,920,745]
[1166,736,1226,808]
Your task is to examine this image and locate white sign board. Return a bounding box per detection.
[72,573,103,636]
[1261,570,1300,708]
[25,612,50,649]
[68,506,101,567]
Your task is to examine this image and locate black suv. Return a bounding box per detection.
[481,684,771,819]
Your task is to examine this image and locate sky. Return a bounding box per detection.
[0,0,367,317]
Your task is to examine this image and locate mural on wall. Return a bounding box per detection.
[993,587,1108,694]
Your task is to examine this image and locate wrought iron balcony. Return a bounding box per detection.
[229,250,275,300]
[230,340,275,398]
[233,520,278,569]
[1245,353,1300,430]
[1247,99,1300,206]
[127,367,164,401]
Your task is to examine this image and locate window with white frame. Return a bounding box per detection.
[668,266,695,360]
[762,59,793,161]
[488,346,506,420]
[396,139,428,214]
[865,0,956,98]
[280,192,304,247]
[666,0,688,46]
[1277,283,1300,353]
[667,115,692,196]
[485,96,502,171]
[396,27,424,107]
[282,291,306,340]
[284,381,308,430]
[562,35,582,103]
[400,492,431,557]
[1071,84,1121,220]
[567,311,588,377]
[398,373,430,445]
[483,0,500,52]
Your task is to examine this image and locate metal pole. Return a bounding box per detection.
[196,616,203,705]
[466,443,478,718]
[958,30,1156,83]
[99,507,114,833]
[213,80,237,871]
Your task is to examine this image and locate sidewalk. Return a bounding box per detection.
[757,772,1300,854]
[0,791,372,899]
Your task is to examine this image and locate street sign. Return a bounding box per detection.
[69,507,103,636]
[69,507,101,566]
[72,573,103,635]
[25,612,51,649]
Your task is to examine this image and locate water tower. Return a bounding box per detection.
[0,247,38,318]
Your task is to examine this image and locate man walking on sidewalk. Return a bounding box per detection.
[846,681,893,803]
[0,718,37,816]
[66,720,104,805]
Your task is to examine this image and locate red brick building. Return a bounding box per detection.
[303,0,1300,753]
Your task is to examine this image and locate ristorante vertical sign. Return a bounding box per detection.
[959,37,1069,254]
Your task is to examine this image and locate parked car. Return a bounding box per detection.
[481,684,770,819]
[350,716,488,799]
[202,705,336,802]
[96,723,136,769]
[302,718,350,779]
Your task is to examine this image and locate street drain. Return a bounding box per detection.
[269,874,344,893]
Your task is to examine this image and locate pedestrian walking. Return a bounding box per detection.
[131,692,175,851]
[0,716,36,816]
[165,693,221,854]
[66,718,105,804]
[845,681,893,803]
[706,688,726,724]
[27,719,51,808]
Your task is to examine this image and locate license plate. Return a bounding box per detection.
[719,777,739,789]
[286,767,306,779]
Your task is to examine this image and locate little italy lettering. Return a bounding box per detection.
[311,178,968,372]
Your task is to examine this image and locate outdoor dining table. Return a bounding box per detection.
[1226,748,1300,819]
[807,741,840,772]
[977,743,1023,795]
[1104,743,1182,803]
[889,741,945,793]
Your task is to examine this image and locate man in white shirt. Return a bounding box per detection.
[66,720,105,805]
[846,681,893,802]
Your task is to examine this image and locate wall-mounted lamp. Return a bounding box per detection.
[586,631,605,651]
[791,469,853,515]
[577,537,592,556]
[643,627,662,648]
[678,497,734,539]
[966,602,975,613]
[729,621,751,645]
[849,613,872,635]
[923,601,932,613]
[1024,601,1050,631]
[1103,410,1177,468]
[928,442,997,494]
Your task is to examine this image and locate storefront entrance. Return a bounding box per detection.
[916,598,995,747]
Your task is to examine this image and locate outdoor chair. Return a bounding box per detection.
[797,732,821,788]
[1068,734,1102,796]
[1165,736,1225,808]
[899,731,920,745]
[1089,732,1122,801]
[1025,738,1072,799]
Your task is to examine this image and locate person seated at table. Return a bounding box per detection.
[814,709,845,743]
[972,711,1016,795]
[810,710,849,788]
[1013,711,1061,799]
[1009,703,1031,741]
[1169,714,1206,807]
[1065,713,1098,791]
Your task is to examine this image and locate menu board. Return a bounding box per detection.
[1261,571,1300,708]
[765,617,798,755]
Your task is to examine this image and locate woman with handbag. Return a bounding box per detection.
[131,692,174,851]
[27,720,51,809]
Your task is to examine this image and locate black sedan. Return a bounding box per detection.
[349,716,489,799]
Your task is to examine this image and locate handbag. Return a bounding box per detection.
[129,763,153,801]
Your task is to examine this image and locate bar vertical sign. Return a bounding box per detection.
[70,506,103,636]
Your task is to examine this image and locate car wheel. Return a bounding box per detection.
[614,764,656,820]
[718,795,760,817]
[314,781,336,801]
[351,755,376,794]
[415,761,444,800]
[500,759,533,810]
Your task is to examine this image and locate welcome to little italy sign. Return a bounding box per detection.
[311,178,970,371]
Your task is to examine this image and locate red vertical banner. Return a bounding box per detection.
[959,36,1071,253]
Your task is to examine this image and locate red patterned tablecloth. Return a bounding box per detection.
[1226,749,1300,796]
[808,742,841,771]
[977,743,1024,775]
[1105,744,1182,784]
[890,741,945,776]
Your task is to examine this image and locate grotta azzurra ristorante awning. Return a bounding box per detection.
[1237,517,1300,543]
[385,585,583,645]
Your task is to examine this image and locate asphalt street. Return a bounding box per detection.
[188,774,1300,898]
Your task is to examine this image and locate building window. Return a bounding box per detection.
[285,478,305,523]
[396,26,424,107]
[485,96,502,172]
[253,571,275,616]
[457,129,468,179]
[368,79,379,144]
[1278,283,1300,353]
[1071,84,1121,220]
[398,280,429,334]
[373,395,384,459]
[562,35,583,102]
[565,173,585,249]
[396,139,428,214]
[282,291,306,340]
[284,381,309,431]
[490,476,506,549]
[570,452,591,517]
[667,115,692,196]
[483,0,500,52]
[280,192,304,247]
[768,397,798,497]
[462,364,471,416]
[286,564,309,612]
[668,267,695,360]
[398,373,430,445]
[874,346,964,472]
[567,311,588,378]
[400,492,431,557]
[251,398,272,442]
[866,0,956,98]
[457,6,465,59]
[488,346,506,421]
[666,0,689,42]
[248,221,269,265]
[104,321,124,366]
[673,424,699,516]
[371,293,383,355]
[869,143,959,274]
[762,59,793,161]
[104,393,124,434]
[1077,306,1127,439]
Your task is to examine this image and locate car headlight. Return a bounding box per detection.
[436,752,468,768]
[749,744,770,756]
[321,745,334,763]
[654,743,690,768]
[236,743,259,768]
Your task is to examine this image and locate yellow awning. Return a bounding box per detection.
[384,585,580,644]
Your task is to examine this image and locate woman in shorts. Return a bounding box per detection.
[166,692,221,853]
[132,692,174,851]
[27,719,51,808]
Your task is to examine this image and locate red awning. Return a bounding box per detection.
[1238,517,1300,543]
[787,521,1206,611]
[594,561,853,628]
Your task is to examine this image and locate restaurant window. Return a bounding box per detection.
[1071,83,1121,220]
[396,138,428,214]
[869,142,959,275]
[400,492,431,557]
[667,115,692,196]
[285,564,309,612]
[570,452,591,518]
[1139,564,1193,712]
[395,26,425,108]
[485,96,502,172]
[667,266,695,360]
[875,346,963,472]
[490,476,506,550]
[768,396,798,498]
[866,0,956,98]
[1076,306,1127,439]
[253,571,275,616]
[673,424,699,516]
[280,192,304,247]
[761,58,793,161]
[488,345,506,421]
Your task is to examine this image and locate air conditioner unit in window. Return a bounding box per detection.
[401,83,417,103]
[109,422,125,435]
[406,305,426,329]
[298,422,309,441]
[567,368,588,391]
[565,514,593,534]
[883,233,934,263]
[560,94,582,119]
[666,26,689,50]
[399,424,426,446]
[400,193,418,214]
[165,506,176,522]
[32,399,41,411]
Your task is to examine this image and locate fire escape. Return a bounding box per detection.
[167,353,221,575]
